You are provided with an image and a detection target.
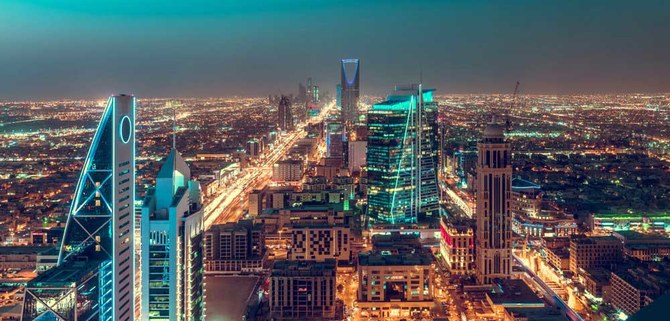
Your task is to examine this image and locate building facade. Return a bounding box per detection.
[341,58,360,125]
[278,95,293,132]
[475,121,513,285]
[22,95,137,321]
[287,224,352,263]
[569,235,623,274]
[439,217,475,275]
[272,159,304,182]
[205,220,266,273]
[269,259,337,320]
[366,85,439,224]
[141,149,205,321]
[357,234,434,320]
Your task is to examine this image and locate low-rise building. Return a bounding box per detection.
[288,224,352,264]
[273,159,304,182]
[486,279,545,316]
[254,202,351,235]
[357,233,434,320]
[269,259,337,320]
[608,261,670,317]
[569,235,623,274]
[545,246,570,272]
[439,216,475,275]
[205,220,266,273]
[503,307,569,321]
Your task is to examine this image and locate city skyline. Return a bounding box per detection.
[1,2,670,321]
[2,0,670,100]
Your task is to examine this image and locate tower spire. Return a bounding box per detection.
[172,101,176,149]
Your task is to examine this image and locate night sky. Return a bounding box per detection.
[2,0,669,100]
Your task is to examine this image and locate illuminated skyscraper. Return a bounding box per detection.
[336,84,342,108]
[22,95,137,321]
[475,120,513,285]
[341,58,360,124]
[366,85,439,224]
[277,95,293,132]
[141,148,205,321]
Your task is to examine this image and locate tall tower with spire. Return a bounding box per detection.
[475,119,513,284]
[141,125,205,320]
[22,95,137,321]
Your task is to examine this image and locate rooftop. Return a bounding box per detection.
[0,246,57,255]
[487,279,545,307]
[504,307,569,321]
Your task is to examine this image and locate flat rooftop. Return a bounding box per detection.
[0,246,57,255]
[505,307,569,321]
[487,279,544,307]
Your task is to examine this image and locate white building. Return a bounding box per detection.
[141,149,205,321]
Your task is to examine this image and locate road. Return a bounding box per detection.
[513,255,584,321]
[203,101,335,229]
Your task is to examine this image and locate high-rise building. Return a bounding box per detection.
[326,121,344,160]
[475,120,513,285]
[277,95,293,132]
[341,58,360,124]
[366,85,439,224]
[22,95,137,321]
[336,84,342,108]
[141,148,205,321]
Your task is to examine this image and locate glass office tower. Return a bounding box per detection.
[341,59,360,125]
[22,95,137,321]
[141,148,205,321]
[366,85,439,224]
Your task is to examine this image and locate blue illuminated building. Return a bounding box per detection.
[141,148,205,321]
[336,84,342,108]
[341,58,360,124]
[22,95,137,321]
[366,85,439,224]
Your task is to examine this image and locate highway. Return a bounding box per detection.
[513,255,584,321]
[203,101,335,229]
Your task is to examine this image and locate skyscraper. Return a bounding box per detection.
[277,95,293,132]
[141,148,205,321]
[366,85,439,224]
[341,58,360,124]
[22,95,137,321]
[475,120,513,285]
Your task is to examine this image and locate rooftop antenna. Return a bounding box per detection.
[171,101,177,149]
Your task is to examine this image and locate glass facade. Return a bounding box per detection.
[22,95,136,321]
[367,86,439,224]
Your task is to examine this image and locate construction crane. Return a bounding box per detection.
[505,81,520,131]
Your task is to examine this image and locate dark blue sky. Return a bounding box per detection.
[2,0,669,100]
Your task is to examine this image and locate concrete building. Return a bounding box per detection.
[254,201,351,235]
[357,233,434,320]
[347,140,367,174]
[141,148,205,321]
[287,224,352,264]
[273,159,304,182]
[439,217,475,275]
[609,261,670,317]
[270,259,337,320]
[511,178,543,218]
[569,235,623,274]
[475,121,513,284]
[545,246,570,272]
[205,220,266,273]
